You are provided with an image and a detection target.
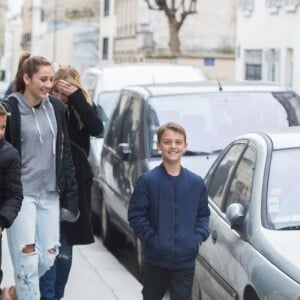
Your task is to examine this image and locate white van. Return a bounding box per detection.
[81,63,206,176]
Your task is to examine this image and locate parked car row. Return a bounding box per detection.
[87,77,300,277]
[82,63,300,298]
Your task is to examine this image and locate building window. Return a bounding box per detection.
[265,0,284,7]
[284,0,300,11]
[286,48,293,87]
[104,0,110,16]
[285,0,299,4]
[265,49,280,82]
[245,50,262,80]
[204,58,215,66]
[102,37,109,60]
[240,0,255,10]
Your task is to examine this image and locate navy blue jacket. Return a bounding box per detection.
[128,164,210,270]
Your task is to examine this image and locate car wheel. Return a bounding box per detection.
[244,286,259,300]
[135,238,143,281]
[92,212,100,236]
[91,183,102,235]
[100,199,126,249]
[100,200,113,247]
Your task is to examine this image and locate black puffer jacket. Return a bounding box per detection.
[2,95,78,216]
[0,138,23,229]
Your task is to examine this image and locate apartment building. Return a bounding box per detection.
[100,0,237,79]
[0,0,23,82]
[19,0,100,70]
[236,0,300,93]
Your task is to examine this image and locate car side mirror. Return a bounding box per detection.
[226,203,245,229]
[117,143,131,160]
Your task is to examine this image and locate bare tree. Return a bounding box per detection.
[145,0,197,54]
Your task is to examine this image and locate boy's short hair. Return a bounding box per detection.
[0,103,11,116]
[157,122,186,143]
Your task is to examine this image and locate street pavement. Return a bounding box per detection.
[1,231,143,299]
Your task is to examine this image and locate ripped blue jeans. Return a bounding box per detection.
[6,192,60,300]
[39,228,73,300]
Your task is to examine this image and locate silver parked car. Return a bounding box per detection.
[193,127,300,299]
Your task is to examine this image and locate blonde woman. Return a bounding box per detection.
[40,66,103,300]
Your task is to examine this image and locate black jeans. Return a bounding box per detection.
[142,262,194,300]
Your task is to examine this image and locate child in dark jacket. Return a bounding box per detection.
[128,122,210,300]
[0,103,23,298]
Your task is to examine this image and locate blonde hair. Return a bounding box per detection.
[0,103,11,116]
[51,66,92,105]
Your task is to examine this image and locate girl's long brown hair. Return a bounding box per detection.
[14,51,52,93]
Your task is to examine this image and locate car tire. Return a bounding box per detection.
[92,212,101,236]
[91,183,102,235]
[100,198,127,250]
[100,199,114,247]
[135,238,143,281]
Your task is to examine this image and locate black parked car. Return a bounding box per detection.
[92,81,300,276]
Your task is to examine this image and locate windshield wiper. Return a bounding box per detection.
[184,149,223,156]
[151,149,223,158]
[150,152,161,158]
[278,225,300,230]
[184,150,210,156]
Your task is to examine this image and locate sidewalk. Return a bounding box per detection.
[2,231,142,299]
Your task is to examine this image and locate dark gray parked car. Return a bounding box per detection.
[91,81,300,276]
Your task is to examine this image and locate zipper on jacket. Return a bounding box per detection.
[172,178,178,260]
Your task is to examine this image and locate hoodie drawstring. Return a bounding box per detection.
[32,107,43,143]
[43,105,56,155]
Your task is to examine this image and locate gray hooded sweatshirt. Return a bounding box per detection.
[13,92,57,195]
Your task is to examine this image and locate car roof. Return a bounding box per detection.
[83,62,204,73]
[121,80,291,97]
[238,127,300,150]
[82,63,206,91]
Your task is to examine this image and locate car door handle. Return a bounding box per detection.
[212,230,217,244]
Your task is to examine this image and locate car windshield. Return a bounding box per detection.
[267,148,300,230]
[148,91,300,156]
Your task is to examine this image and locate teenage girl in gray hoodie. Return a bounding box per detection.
[2,52,78,300]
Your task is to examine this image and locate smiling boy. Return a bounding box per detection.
[128,122,210,300]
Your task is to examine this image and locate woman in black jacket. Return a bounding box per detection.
[2,52,78,300]
[0,103,23,299]
[40,66,103,300]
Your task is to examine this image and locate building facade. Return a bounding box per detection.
[19,0,100,71]
[100,0,237,80]
[236,0,300,93]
